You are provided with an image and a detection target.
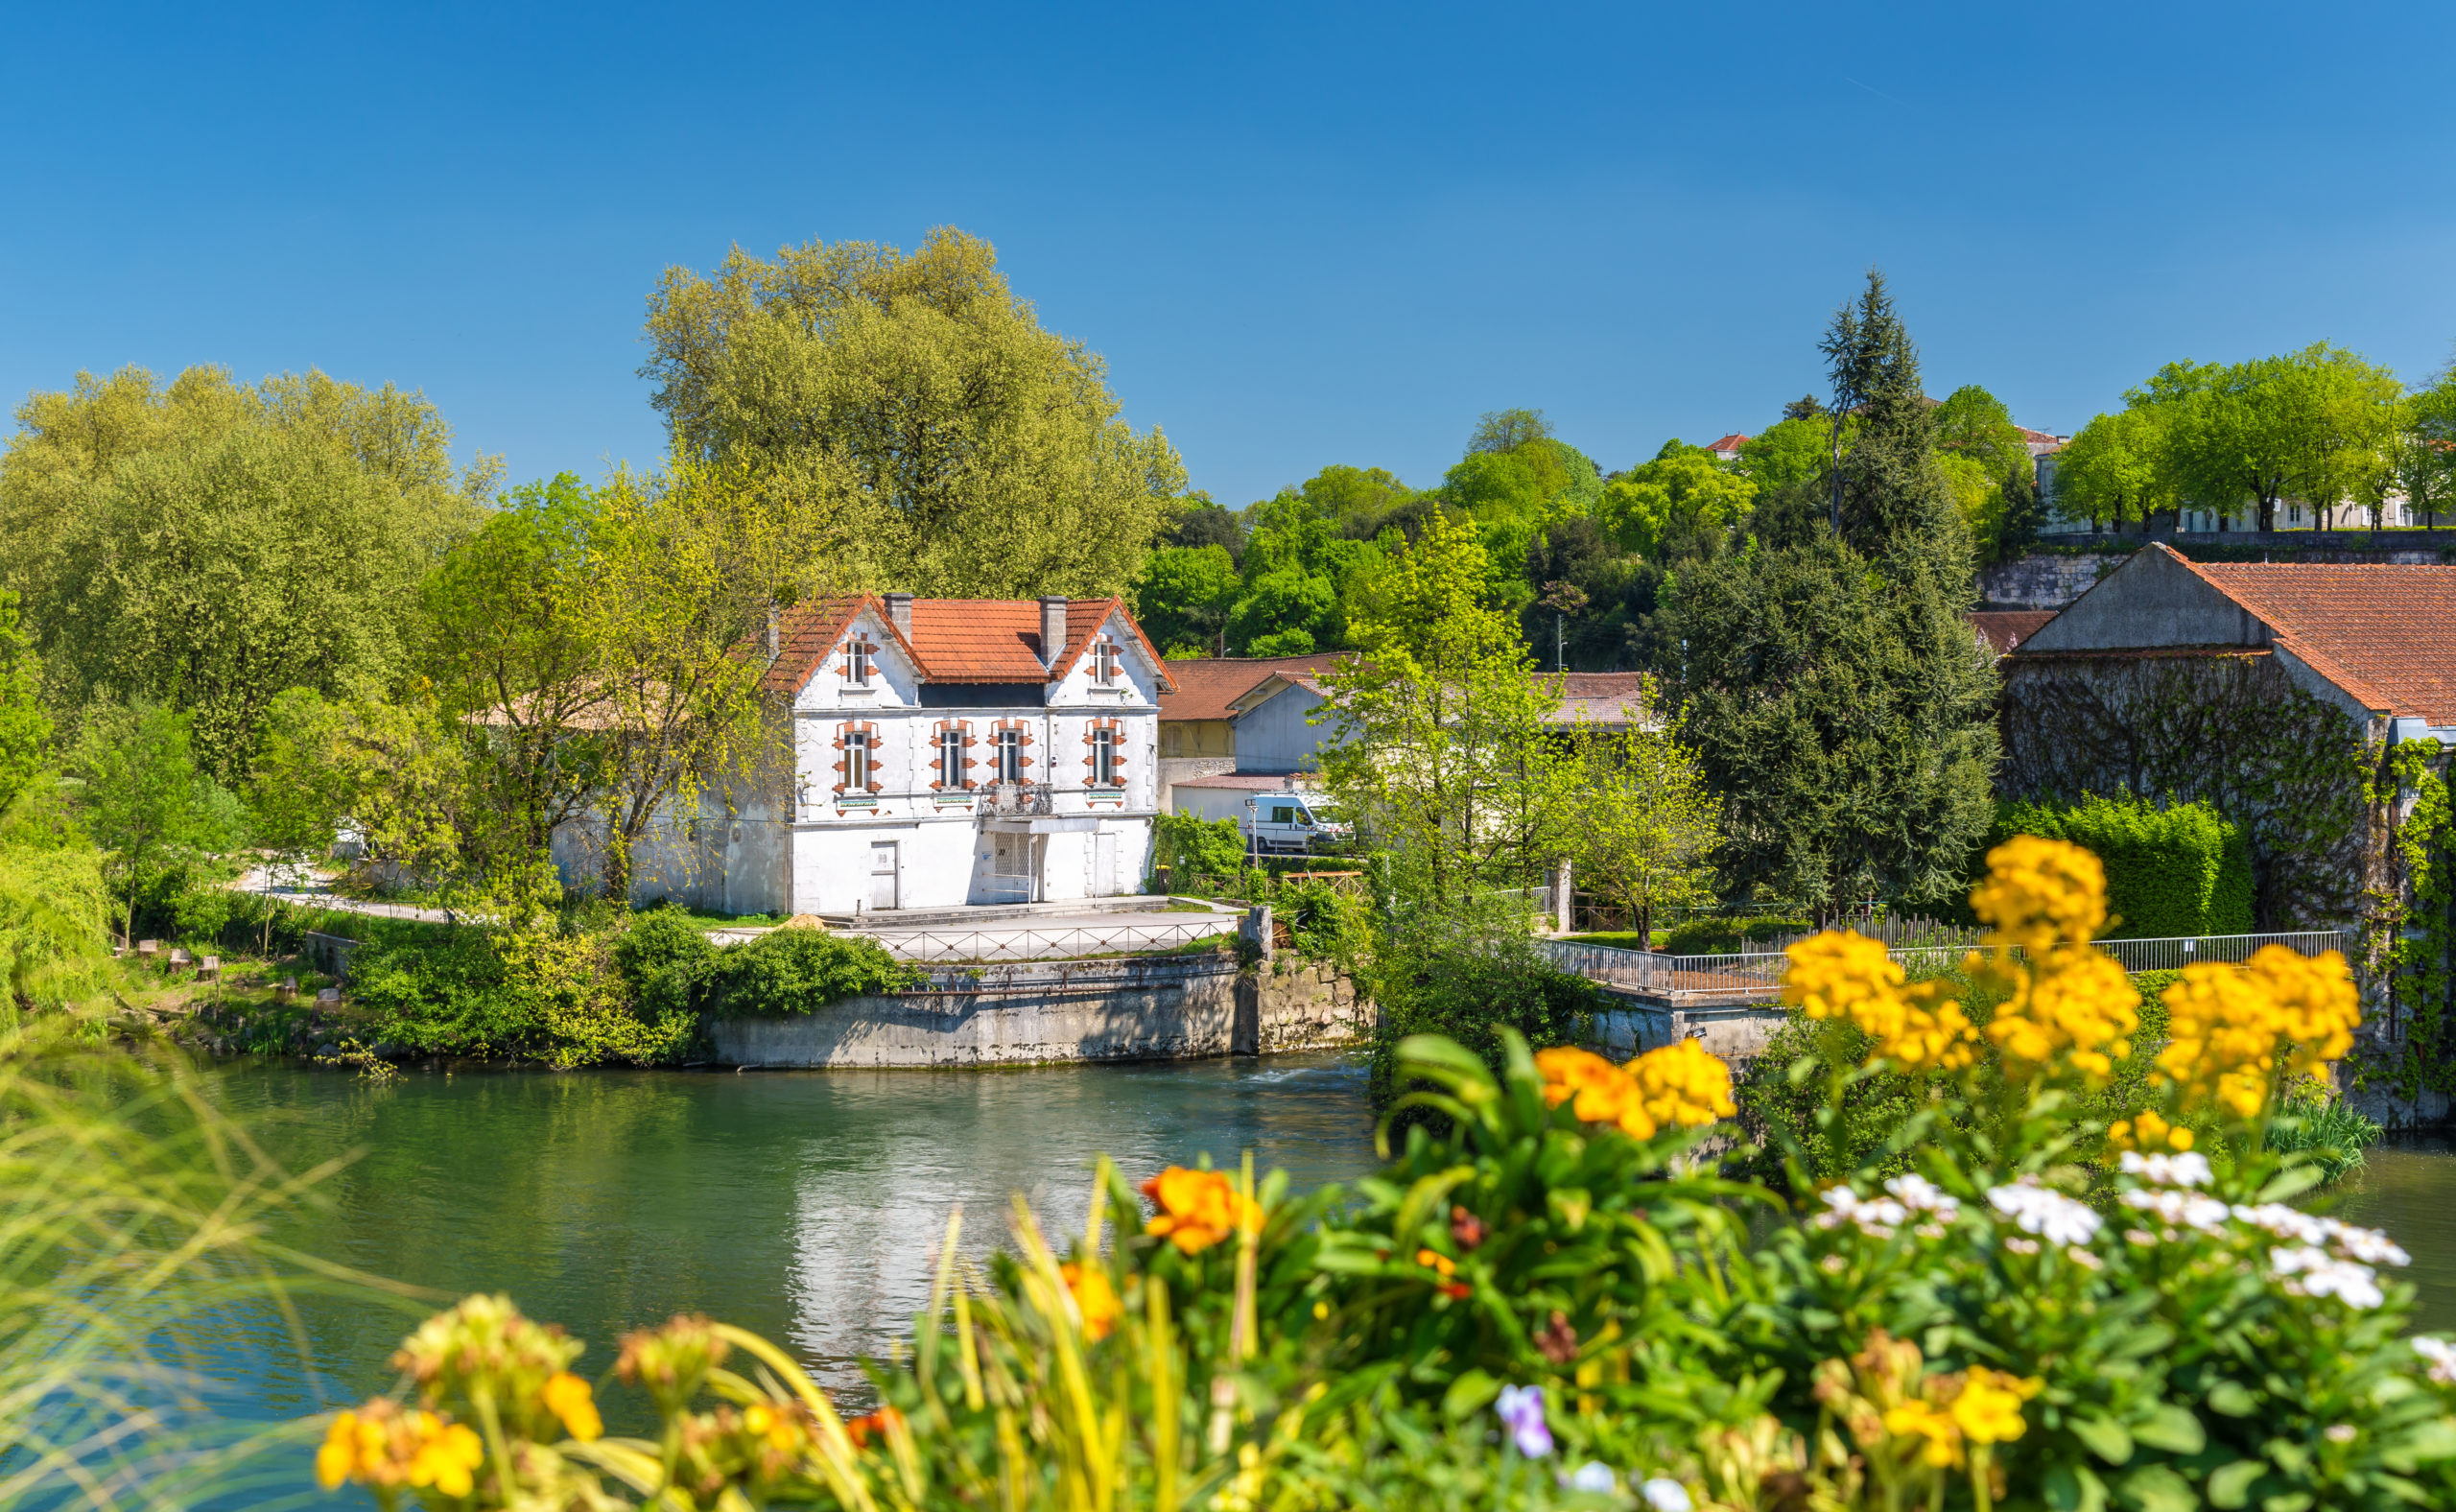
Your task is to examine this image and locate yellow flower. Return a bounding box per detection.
[2243,946,2360,1076]
[1783,931,1905,1024]
[1414,1247,1457,1278]
[1987,946,2137,1082]
[1969,836,2107,950]
[1781,932,1981,1073]
[1141,1167,1262,1254]
[1533,1046,1657,1139]
[2154,948,2357,1122]
[1060,1262,1121,1340]
[744,1400,810,1455]
[1626,1038,1737,1127]
[1881,1398,1964,1468]
[2107,1109,2192,1153]
[406,1417,484,1499]
[315,1409,380,1490]
[541,1370,602,1442]
[1948,1368,2041,1446]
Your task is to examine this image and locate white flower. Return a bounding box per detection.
[2118,1150,2214,1188]
[2120,1188,2229,1232]
[2412,1335,2456,1385]
[2232,1206,2411,1267]
[1814,1187,1907,1239]
[2269,1245,2385,1310]
[1640,1477,1694,1512]
[1988,1180,2104,1246]
[1884,1173,1962,1219]
[1563,1462,1617,1493]
[2325,1424,2357,1445]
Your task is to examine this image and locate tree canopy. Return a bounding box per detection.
[641,226,1185,599]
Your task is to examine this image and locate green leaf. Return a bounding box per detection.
[2072,1412,2136,1466]
[2045,1463,2109,1512]
[1547,1188,1593,1231]
[2206,1461,2264,1509]
[2205,1382,2256,1418]
[1442,1369,1499,1420]
[2253,1163,2324,1206]
[2119,1463,2200,1512]
[2134,1405,2207,1455]
[2256,1494,2311,1512]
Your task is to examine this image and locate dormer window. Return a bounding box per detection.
[1093,637,1120,685]
[848,638,874,687]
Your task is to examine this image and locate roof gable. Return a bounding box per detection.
[760,595,1175,695]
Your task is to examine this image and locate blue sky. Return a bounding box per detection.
[6,3,2453,508]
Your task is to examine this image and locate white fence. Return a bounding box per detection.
[859,917,1237,964]
[1538,928,2356,1000]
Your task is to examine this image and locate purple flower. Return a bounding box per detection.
[1496,1383,1552,1457]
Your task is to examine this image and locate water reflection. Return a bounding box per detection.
[210,1054,1379,1417]
[2331,1135,2456,1332]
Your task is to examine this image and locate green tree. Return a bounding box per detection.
[1736,416,1840,492]
[1298,464,1416,529]
[0,592,46,816]
[1466,408,1554,454]
[1936,452,2007,562]
[1930,384,2043,559]
[0,366,493,780]
[1668,272,1998,914]
[73,702,208,944]
[1132,545,1240,656]
[641,226,1185,598]
[2052,409,2175,532]
[1318,509,1572,904]
[1567,711,1719,940]
[1595,440,1757,557]
[2137,344,2404,532]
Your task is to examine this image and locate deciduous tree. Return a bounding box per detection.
[2052,409,2175,532]
[1596,441,1757,558]
[1567,709,1718,940]
[641,227,1185,599]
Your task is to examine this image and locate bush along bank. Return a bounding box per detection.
[309,839,2456,1512]
[188,907,919,1070]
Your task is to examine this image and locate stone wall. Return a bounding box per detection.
[707,953,1370,1068]
[1978,552,2128,609]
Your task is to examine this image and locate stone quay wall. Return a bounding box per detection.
[708,951,1370,1069]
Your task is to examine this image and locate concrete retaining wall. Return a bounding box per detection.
[708,954,1370,1068]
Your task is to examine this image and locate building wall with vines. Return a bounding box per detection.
[1999,651,2389,929]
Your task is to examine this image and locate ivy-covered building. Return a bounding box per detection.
[1998,544,2456,1103]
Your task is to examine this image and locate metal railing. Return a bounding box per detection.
[856,917,1237,963]
[1538,928,2356,1000]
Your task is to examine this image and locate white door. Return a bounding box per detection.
[869,841,899,910]
[1093,832,1120,897]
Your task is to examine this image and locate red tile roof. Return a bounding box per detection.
[1707,433,1749,455]
[1158,654,1345,721]
[2165,549,2456,723]
[1545,673,1655,726]
[761,594,1172,694]
[1968,610,2058,655]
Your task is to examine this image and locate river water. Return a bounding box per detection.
[200,1059,2456,1433]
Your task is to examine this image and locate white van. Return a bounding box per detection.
[1242,792,1348,856]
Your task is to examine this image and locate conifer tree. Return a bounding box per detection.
[1664,271,1998,915]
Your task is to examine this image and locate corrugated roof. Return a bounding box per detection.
[2172,550,2456,723]
[1158,654,1345,721]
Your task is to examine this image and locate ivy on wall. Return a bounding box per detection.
[2358,744,2456,1098]
[1998,653,2379,929]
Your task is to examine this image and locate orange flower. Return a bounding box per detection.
[1141,1167,1262,1255]
[1059,1262,1121,1340]
[1533,1046,1658,1139]
[844,1405,904,1449]
[1414,1247,1457,1278]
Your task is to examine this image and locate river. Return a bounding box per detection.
[198,1059,2456,1434]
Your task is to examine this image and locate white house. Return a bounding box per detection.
[567,591,1174,915]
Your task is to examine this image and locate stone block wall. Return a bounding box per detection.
[1979,553,2128,609]
[1240,957,1371,1053]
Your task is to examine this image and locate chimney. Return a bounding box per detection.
[885,591,913,640]
[1039,595,1069,672]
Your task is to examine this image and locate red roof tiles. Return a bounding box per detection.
[1158,654,1346,722]
[2172,553,2456,724]
[1707,433,1749,455]
[1968,610,2058,655]
[761,594,1172,694]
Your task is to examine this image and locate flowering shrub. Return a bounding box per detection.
[303,839,2456,1511]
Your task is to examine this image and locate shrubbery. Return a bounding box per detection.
[1152,812,1247,887]
[1661,914,1811,956]
[1994,793,2254,936]
[309,841,2456,1512]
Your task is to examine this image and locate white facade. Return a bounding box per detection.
[779,602,1165,914]
[555,595,1169,916]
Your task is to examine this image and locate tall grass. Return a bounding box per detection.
[0,1022,413,1510]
